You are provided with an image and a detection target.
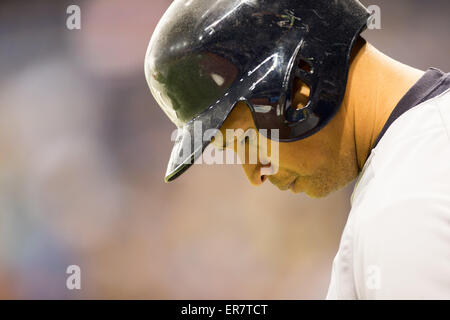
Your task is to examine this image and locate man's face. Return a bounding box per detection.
[214,93,359,198]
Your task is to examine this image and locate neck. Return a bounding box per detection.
[343,38,425,170]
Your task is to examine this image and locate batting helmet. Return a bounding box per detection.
[145,0,370,182]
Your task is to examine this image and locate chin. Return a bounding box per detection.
[292,180,338,199]
[296,166,357,199]
[305,188,334,199]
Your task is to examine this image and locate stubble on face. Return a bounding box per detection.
[286,145,358,198]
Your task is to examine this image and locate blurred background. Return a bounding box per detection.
[0,0,448,299]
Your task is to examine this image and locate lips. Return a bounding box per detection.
[274,177,297,191]
[267,173,300,191]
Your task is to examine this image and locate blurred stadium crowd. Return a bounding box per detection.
[0,0,448,299]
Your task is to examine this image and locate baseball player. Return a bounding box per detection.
[145,0,450,299]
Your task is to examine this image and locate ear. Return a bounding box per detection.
[292,77,311,110]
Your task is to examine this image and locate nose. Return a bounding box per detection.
[241,163,268,186]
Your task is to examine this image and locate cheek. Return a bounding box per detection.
[296,147,358,197]
[278,138,332,176]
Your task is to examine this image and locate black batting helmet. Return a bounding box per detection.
[145,0,370,182]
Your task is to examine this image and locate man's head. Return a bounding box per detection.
[214,86,359,198]
[145,0,370,196]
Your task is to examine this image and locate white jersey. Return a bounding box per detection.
[326,69,450,300]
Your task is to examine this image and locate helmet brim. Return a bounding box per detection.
[164,95,237,182]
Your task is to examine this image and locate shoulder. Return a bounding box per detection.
[366,89,450,189]
[354,90,450,248]
[374,89,450,163]
[352,90,450,208]
[434,89,450,139]
[350,91,450,298]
